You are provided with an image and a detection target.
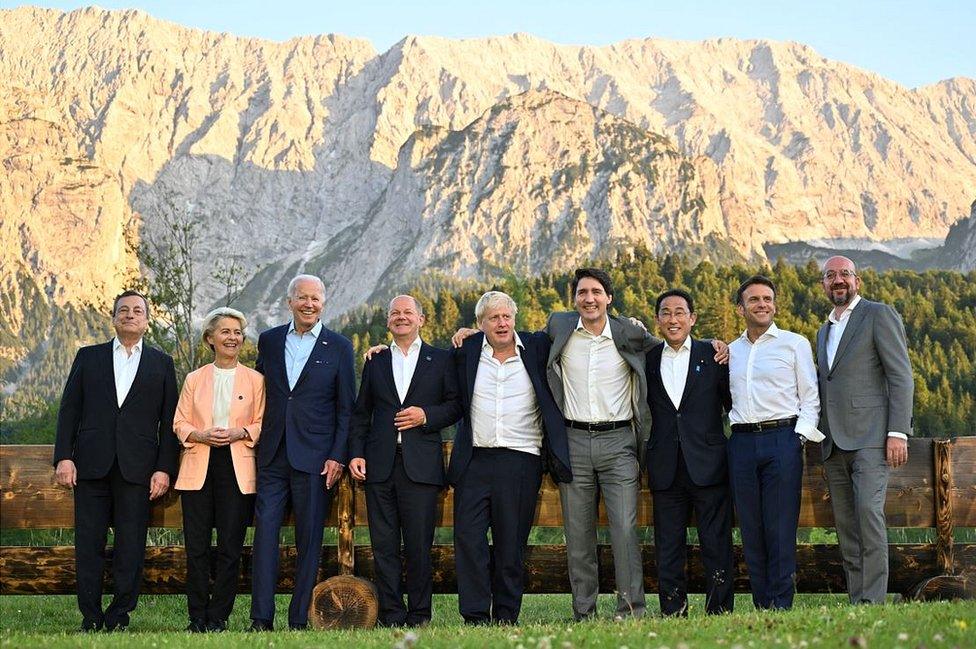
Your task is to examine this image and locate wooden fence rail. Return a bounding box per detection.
[2,438,974,598]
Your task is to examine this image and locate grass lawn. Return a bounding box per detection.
[1,593,973,648]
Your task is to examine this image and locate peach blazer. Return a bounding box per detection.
[173,363,265,494]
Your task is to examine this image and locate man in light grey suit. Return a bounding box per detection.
[816,256,914,604]
[545,268,656,620]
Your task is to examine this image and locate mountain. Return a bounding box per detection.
[1,6,974,411]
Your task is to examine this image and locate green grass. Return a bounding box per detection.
[1,594,973,648]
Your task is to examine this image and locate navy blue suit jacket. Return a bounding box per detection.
[350,343,462,486]
[255,323,356,474]
[447,332,572,487]
[644,338,732,490]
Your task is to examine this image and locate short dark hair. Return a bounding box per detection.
[735,275,776,305]
[571,268,613,299]
[656,289,695,314]
[112,290,150,316]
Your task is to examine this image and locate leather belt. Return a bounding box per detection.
[565,419,631,432]
[730,417,798,433]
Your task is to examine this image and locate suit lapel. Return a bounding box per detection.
[649,345,670,410]
[465,335,483,403]
[816,323,830,376]
[676,340,701,410]
[402,343,434,405]
[829,303,868,373]
[267,325,290,392]
[119,343,151,409]
[100,341,118,408]
[292,326,330,391]
[378,349,399,405]
[548,316,575,370]
[227,364,245,427]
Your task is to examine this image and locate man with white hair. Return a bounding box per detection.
[249,274,356,631]
[449,291,572,625]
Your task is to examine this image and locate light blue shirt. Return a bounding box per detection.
[285,319,323,390]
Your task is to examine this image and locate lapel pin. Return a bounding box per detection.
[425,355,431,361]
[322,341,328,345]
[696,365,701,373]
[238,395,244,400]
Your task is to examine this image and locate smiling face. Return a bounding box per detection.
[479,303,516,350]
[822,256,860,308]
[288,278,324,333]
[206,317,244,363]
[387,295,424,343]
[112,294,149,342]
[574,277,612,328]
[736,283,776,330]
[656,295,697,348]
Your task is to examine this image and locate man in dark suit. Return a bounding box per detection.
[449,291,572,625]
[816,256,914,604]
[54,290,179,632]
[644,289,734,616]
[249,274,356,631]
[349,295,462,627]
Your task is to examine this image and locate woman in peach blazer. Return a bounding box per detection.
[173,307,264,633]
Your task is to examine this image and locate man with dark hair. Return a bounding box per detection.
[816,256,913,604]
[645,288,734,616]
[54,290,179,632]
[727,275,821,610]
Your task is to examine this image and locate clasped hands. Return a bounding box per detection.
[189,426,247,446]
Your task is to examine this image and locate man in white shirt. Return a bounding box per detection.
[727,275,822,610]
[448,291,572,625]
[53,290,179,631]
[349,296,462,626]
[816,256,913,604]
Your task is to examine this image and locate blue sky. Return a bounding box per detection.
[16,0,975,88]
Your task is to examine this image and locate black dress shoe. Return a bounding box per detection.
[186,618,208,633]
[288,623,308,631]
[206,619,227,632]
[102,622,128,632]
[248,620,274,632]
[79,619,102,633]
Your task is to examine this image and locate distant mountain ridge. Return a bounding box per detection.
[1,6,974,410]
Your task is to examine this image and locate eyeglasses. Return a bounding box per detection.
[823,269,856,281]
[658,310,690,319]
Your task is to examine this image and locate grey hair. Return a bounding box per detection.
[202,307,247,352]
[475,291,518,324]
[287,274,325,299]
[388,295,424,315]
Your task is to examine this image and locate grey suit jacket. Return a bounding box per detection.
[816,298,914,458]
[545,311,659,468]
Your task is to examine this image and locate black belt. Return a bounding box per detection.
[730,417,798,433]
[565,419,631,432]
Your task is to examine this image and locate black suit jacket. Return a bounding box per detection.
[350,342,462,486]
[53,340,179,485]
[645,338,731,491]
[447,332,572,487]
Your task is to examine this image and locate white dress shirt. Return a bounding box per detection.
[212,365,236,429]
[285,319,323,390]
[660,336,692,410]
[561,317,633,422]
[470,334,543,455]
[112,337,143,407]
[390,336,423,443]
[729,322,824,442]
[826,294,862,368]
[826,295,906,441]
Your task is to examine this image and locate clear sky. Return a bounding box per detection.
[14,0,975,88]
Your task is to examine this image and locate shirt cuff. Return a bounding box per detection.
[794,421,826,443]
[887,431,908,440]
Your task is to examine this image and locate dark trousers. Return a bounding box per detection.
[652,448,734,615]
[74,460,150,628]
[727,425,803,609]
[454,448,542,624]
[365,449,440,626]
[181,446,254,623]
[250,440,334,627]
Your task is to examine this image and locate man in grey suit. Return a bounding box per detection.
[816,256,914,604]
